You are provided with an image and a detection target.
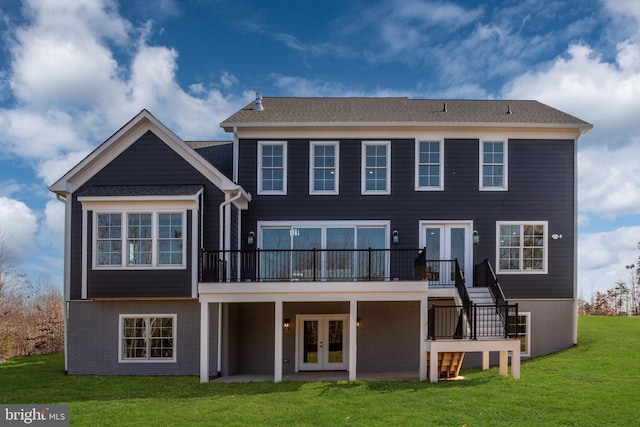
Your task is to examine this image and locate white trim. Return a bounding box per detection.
[418,220,473,285]
[90,209,188,270]
[258,141,287,195]
[479,139,508,191]
[200,302,209,382]
[118,314,177,363]
[274,300,283,382]
[495,221,549,274]
[296,314,349,372]
[415,138,444,191]
[419,297,427,381]
[309,141,339,195]
[349,301,357,381]
[361,141,391,195]
[191,208,199,298]
[518,312,531,357]
[81,205,88,299]
[50,110,245,196]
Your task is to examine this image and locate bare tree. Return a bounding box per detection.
[0,227,64,357]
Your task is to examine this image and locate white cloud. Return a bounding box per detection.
[578,226,640,295]
[38,198,65,252]
[505,40,640,219]
[0,197,38,263]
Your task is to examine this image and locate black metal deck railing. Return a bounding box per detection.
[428,303,520,340]
[200,248,459,284]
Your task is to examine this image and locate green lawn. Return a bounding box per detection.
[1,316,638,426]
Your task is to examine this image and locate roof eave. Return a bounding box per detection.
[222,120,593,133]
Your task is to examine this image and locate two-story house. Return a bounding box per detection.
[49,96,592,382]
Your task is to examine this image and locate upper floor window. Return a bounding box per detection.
[95,211,185,269]
[496,221,547,274]
[480,140,508,191]
[310,141,339,195]
[415,139,444,191]
[258,141,287,194]
[362,141,391,195]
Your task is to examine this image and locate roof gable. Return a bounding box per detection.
[49,110,246,199]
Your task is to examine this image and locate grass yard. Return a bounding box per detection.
[1,316,638,426]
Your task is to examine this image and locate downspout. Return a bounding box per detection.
[217,190,242,377]
[218,190,242,252]
[232,126,239,183]
[55,193,70,374]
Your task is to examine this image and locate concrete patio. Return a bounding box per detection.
[212,371,419,383]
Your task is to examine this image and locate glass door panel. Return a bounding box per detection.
[326,228,354,280]
[325,319,345,368]
[261,228,291,280]
[298,315,348,371]
[425,227,443,282]
[422,223,472,286]
[301,319,321,370]
[450,227,466,282]
[292,228,321,280]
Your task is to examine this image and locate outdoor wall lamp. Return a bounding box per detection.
[356,318,362,328]
[552,234,563,240]
[283,319,290,331]
[247,231,255,246]
[473,230,480,247]
[392,230,399,244]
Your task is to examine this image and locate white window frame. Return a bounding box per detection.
[258,141,287,195]
[258,220,391,249]
[516,312,531,357]
[92,209,187,270]
[309,141,339,195]
[361,141,391,195]
[480,139,508,191]
[496,221,548,274]
[118,314,177,363]
[415,139,444,191]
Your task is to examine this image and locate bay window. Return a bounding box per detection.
[94,211,185,269]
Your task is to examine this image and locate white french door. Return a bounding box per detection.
[420,221,473,286]
[297,315,348,371]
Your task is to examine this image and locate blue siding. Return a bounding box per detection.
[70,131,226,299]
[238,137,575,299]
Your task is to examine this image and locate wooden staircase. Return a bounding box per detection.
[427,351,465,380]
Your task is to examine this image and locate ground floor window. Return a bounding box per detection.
[509,312,530,356]
[119,314,176,362]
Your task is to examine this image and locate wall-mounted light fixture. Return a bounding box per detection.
[356,318,362,328]
[283,319,290,331]
[247,231,255,246]
[552,233,563,240]
[473,230,480,247]
[392,230,399,244]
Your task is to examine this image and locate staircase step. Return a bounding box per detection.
[427,352,465,379]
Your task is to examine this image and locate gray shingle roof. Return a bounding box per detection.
[221,97,592,130]
[77,185,203,198]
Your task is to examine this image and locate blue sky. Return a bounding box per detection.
[1,0,639,296]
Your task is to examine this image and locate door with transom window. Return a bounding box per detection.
[297,315,348,371]
[420,221,473,286]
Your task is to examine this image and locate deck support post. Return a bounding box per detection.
[482,351,489,370]
[274,300,283,382]
[419,297,427,381]
[200,301,209,383]
[349,299,357,381]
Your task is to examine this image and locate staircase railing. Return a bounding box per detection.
[428,303,519,340]
[474,258,507,308]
